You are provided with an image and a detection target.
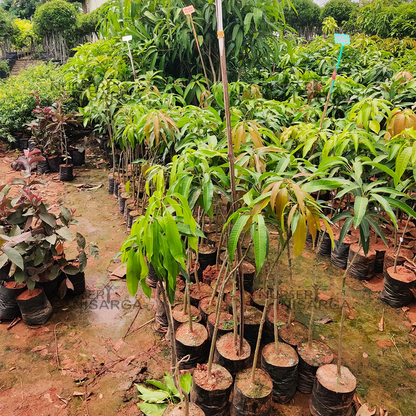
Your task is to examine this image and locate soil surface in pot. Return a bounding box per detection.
[17,288,42,300]
[193,363,233,390]
[216,333,251,360]
[262,342,298,367]
[235,368,273,399]
[208,312,234,331]
[176,322,207,347]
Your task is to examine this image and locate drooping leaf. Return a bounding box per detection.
[2,247,24,270]
[293,214,307,257]
[251,214,269,273]
[228,215,250,262]
[353,196,369,228]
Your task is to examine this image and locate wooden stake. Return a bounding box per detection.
[215,0,246,355]
[189,14,210,92]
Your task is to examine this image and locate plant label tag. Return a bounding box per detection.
[122,35,133,42]
[334,34,350,45]
[183,5,195,15]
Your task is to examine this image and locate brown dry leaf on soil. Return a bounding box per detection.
[318,293,332,301]
[31,345,47,352]
[356,404,376,416]
[378,316,384,332]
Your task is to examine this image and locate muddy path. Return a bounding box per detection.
[1,149,416,416]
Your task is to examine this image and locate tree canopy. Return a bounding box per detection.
[285,0,322,34]
[321,0,358,27]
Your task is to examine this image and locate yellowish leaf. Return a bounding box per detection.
[275,187,288,223]
[293,214,307,257]
[323,219,335,249]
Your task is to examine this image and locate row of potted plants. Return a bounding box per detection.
[0,177,98,325]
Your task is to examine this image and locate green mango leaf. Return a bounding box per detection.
[251,214,269,273]
[137,403,167,416]
[202,173,214,213]
[228,214,250,262]
[180,373,193,394]
[136,384,171,403]
[353,196,368,228]
[396,146,412,181]
[126,249,140,296]
[163,373,178,396]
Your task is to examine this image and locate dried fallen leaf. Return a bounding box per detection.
[322,263,328,270]
[402,306,410,313]
[317,317,333,325]
[73,391,84,397]
[363,352,368,358]
[31,345,47,352]
[378,316,384,332]
[318,293,332,301]
[356,403,376,416]
[113,339,126,352]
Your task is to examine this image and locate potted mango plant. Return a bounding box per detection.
[120,170,204,415]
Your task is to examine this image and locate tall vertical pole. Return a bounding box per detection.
[190,15,211,92]
[215,0,245,354]
[126,40,137,81]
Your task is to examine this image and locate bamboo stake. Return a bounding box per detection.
[214,0,246,354]
[189,14,210,92]
[337,300,347,378]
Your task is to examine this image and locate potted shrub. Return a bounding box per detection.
[0,178,96,323]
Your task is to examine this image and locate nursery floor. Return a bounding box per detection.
[1,148,416,416]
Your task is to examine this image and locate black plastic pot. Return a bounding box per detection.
[191,363,233,416]
[261,342,298,403]
[231,368,273,416]
[310,364,356,416]
[60,164,74,182]
[16,288,53,325]
[0,282,27,320]
[0,262,12,281]
[71,148,85,166]
[66,271,85,296]
[19,138,29,150]
[37,279,60,301]
[47,155,60,172]
[37,159,50,174]
[108,174,115,194]
[145,263,159,289]
[175,322,209,369]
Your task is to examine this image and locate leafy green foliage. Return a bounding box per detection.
[33,0,78,37]
[0,63,65,142]
[136,373,193,416]
[321,0,358,27]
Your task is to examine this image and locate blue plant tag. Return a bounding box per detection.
[334,34,350,45]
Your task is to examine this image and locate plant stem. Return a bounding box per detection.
[286,235,294,325]
[307,286,317,349]
[394,214,412,273]
[207,263,232,377]
[215,0,245,355]
[251,288,270,383]
[337,300,347,378]
[160,281,182,402]
[341,246,360,299]
[232,268,239,348]
[208,256,227,308]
